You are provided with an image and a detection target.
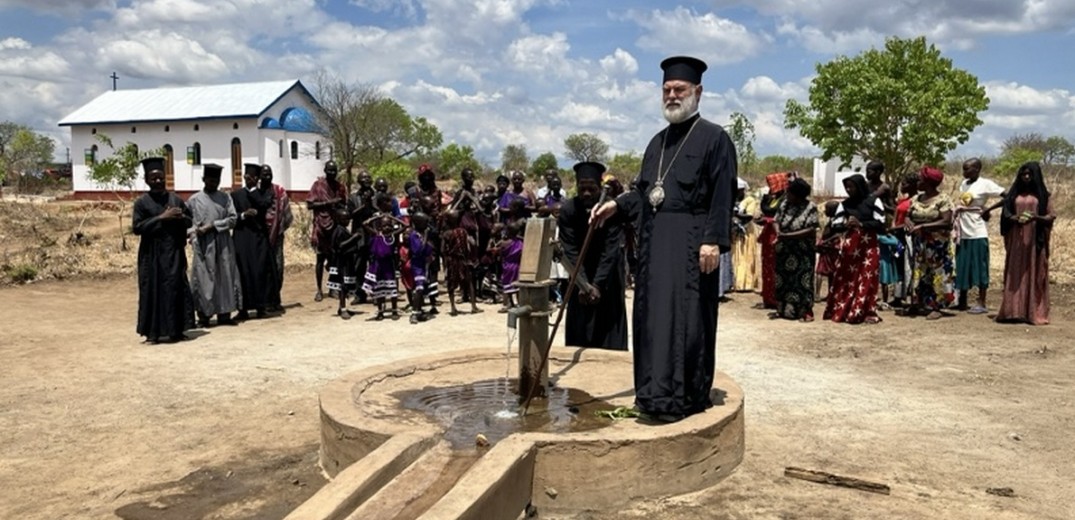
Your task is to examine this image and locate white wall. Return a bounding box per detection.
[71,118,261,192]
[812,156,868,197]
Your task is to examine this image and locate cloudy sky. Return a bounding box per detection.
[1,0,1073,166]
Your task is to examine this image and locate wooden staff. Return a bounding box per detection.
[521,186,609,413]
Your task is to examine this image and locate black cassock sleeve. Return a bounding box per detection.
[703,130,738,251]
[557,201,590,287]
[591,219,622,288]
[131,197,160,236]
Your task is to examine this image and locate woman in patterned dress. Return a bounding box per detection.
[906,166,955,320]
[771,178,819,321]
[824,174,886,324]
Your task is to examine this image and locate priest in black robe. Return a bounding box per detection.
[132,157,195,343]
[592,56,738,421]
[231,163,277,319]
[558,161,628,350]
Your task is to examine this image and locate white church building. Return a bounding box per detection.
[59,79,328,198]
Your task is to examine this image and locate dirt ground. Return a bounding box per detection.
[1,197,1073,519]
[1,267,1073,520]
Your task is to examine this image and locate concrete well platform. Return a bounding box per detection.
[292,347,744,520]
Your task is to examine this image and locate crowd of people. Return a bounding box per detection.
[733,159,1055,326]
[129,154,635,345]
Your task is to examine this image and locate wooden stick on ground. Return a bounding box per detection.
[784,467,891,495]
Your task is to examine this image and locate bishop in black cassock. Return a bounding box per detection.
[599,56,738,420]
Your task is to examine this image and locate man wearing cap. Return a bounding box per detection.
[592,56,738,421]
[187,163,242,327]
[558,161,628,350]
[131,157,195,343]
[232,163,277,319]
[307,160,347,301]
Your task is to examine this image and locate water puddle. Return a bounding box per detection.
[397,378,617,449]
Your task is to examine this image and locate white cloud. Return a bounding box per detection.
[631,7,766,66]
[0,37,32,50]
[600,48,639,78]
[505,33,571,75]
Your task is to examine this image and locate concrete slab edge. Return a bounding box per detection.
[287,432,437,520]
[419,438,537,520]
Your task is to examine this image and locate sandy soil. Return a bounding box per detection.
[1,269,1073,519]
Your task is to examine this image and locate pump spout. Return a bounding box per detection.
[506,305,533,329]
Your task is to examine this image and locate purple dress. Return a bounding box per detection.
[408,230,433,294]
[500,238,523,295]
[363,234,398,299]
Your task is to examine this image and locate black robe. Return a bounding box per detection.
[231,187,277,311]
[558,197,628,350]
[132,191,195,339]
[615,113,738,416]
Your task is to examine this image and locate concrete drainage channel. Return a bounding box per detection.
[285,348,745,520]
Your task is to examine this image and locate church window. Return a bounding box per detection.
[290,141,298,160]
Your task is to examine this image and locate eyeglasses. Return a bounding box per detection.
[663,84,696,98]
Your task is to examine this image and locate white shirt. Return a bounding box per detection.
[957,177,1005,239]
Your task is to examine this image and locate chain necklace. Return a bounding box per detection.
[650,116,701,209]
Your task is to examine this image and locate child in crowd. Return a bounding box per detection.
[327,208,361,319]
[815,200,840,302]
[363,212,407,320]
[441,209,481,316]
[889,173,919,308]
[492,220,525,312]
[406,212,435,323]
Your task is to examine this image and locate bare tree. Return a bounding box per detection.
[313,70,381,189]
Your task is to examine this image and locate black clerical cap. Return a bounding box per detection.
[203,163,223,177]
[573,161,606,183]
[140,157,165,175]
[243,163,261,176]
[661,56,707,84]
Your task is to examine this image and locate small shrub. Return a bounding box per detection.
[7,263,38,283]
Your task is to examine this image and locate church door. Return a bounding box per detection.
[230,138,242,188]
[162,144,175,191]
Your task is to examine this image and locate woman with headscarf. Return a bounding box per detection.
[906,166,955,319]
[755,172,789,309]
[824,174,886,324]
[996,162,1055,325]
[771,177,818,321]
[732,178,760,292]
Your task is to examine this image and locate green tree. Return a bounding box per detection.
[608,151,642,178]
[501,144,529,173]
[994,148,1043,184]
[368,160,416,192]
[359,99,443,167]
[563,133,609,163]
[784,36,989,178]
[87,133,163,250]
[436,143,482,179]
[727,112,757,175]
[529,152,559,180]
[0,122,55,192]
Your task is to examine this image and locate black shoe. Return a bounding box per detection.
[236,310,251,321]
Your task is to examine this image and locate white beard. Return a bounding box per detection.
[663,90,699,124]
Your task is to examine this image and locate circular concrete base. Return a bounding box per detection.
[318,347,744,515]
